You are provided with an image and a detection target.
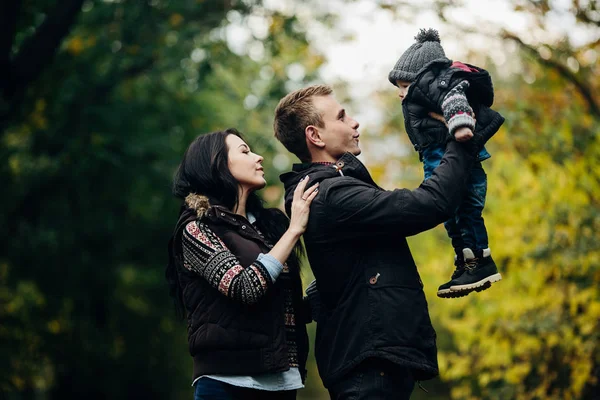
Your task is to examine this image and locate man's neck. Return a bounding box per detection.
[309,152,338,164]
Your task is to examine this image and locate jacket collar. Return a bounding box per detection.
[184,193,269,246]
[284,152,379,186]
[280,152,381,211]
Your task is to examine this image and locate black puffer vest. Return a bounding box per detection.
[170,198,309,382]
[402,58,505,153]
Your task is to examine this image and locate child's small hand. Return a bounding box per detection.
[454,127,474,142]
[428,112,447,127]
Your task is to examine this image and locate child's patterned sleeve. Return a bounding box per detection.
[441,80,476,134]
[182,220,273,305]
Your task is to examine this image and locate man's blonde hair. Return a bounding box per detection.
[273,85,333,162]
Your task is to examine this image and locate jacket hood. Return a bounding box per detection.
[184,193,211,218]
[414,57,452,81]
[279,152,379,216]
[436,59,495,107]
[183,193,241,223]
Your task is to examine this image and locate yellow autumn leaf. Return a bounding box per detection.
[67,36,84,55]
[169,13,183,27]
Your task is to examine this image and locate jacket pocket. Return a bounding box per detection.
[365,267,436,348]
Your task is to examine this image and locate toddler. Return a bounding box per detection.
[388,28,504,298]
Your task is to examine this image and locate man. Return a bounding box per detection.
[273,85,495,399]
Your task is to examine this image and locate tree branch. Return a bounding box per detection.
[0,0,21,93]
[9,0,85,97]
[573,3,600,27]
[502,30,600,118]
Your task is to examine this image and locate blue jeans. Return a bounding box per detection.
[422,145,489,254]
[328,359,415,400]
[193,378,296,400]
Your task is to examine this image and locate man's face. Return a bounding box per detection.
[311,95,361,159]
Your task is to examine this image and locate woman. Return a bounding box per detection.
[166,128,318,400]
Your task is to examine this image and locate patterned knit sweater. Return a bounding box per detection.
[182,218,300,368]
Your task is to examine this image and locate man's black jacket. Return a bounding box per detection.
[280,141,477,388]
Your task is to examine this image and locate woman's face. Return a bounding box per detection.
[226,134,266,194]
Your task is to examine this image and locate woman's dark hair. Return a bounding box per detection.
[166,128,304,318]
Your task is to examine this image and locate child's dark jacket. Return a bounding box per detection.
[402,58,505,154]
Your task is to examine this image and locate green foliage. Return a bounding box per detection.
[427,60,600,400]
[2,0,599,399]
[370,24,600,400]
[0,1,326,398]
[361,1,600,397]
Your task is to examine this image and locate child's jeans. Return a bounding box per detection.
[422,145,490,255]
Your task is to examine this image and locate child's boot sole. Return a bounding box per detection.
[437,288,472,298]
[450,273,502,293]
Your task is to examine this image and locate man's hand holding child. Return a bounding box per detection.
[454,126,474,142]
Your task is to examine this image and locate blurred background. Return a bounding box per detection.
[1,0,598,399]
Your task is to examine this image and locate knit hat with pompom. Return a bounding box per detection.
[388,28,446,86]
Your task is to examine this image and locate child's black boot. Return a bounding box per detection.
[448,248,502,295]
[437,252,467,298]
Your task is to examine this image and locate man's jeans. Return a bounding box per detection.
[422,145,489,253]
[328,359,415,400]
[193,378,296,400]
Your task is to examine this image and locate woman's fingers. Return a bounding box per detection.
[301,183,319,200]
[288,177,319,234]
[304,185,319,204]
[294,175,309,198]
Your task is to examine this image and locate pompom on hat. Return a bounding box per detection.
[388,28,447,86]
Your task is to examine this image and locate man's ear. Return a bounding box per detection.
[306,125,325,148]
